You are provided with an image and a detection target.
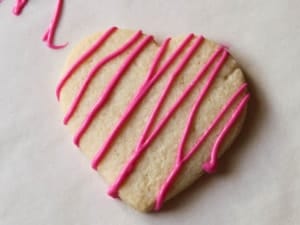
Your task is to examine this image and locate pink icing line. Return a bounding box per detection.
[154,85,249,210]
[63,30,143,125]
[12,0,28,15]
[73,35,154,146]
[56,27,118,100]
[106,36,204,197]
[42,0,67,49]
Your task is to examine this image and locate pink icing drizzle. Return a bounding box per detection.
[89,37,170,172]
[73,35,154,146]
[63,30,143,125]
[92,34,199,170]
[56,27,118,100]
[107,35,204,197]
[7,0,67,50]
[202,92,250,173]
[12,0,28,15]
[57,27,250,210]
[154,85,249,210]
[42,0,67,49]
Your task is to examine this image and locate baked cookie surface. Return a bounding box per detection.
[57,27,249,212]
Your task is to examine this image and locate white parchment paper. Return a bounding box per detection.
[0,1,299,224]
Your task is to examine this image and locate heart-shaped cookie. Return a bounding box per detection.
[57,27,250,212]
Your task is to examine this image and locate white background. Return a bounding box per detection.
[0,0,299,224]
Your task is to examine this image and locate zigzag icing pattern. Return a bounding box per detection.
[57,27,250,211]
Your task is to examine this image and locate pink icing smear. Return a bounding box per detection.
[43,0,67,49]
[57,27,250,211]
[8,0,67,49]
[12,0,28,15]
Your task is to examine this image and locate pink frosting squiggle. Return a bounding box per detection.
[43,0,68,49]
[12,0,28,16]
[5,0,68,50]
